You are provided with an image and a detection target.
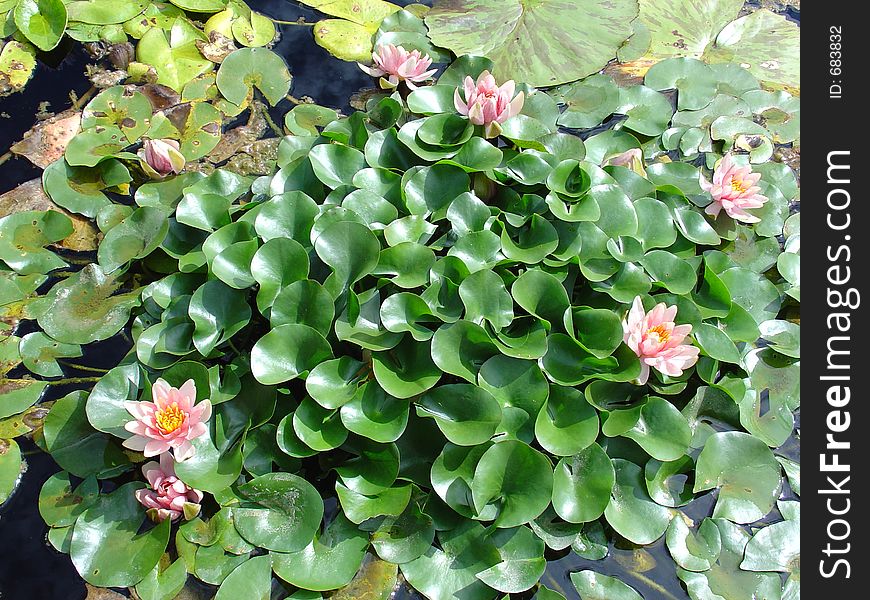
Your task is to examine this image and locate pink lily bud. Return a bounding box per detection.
[138,139,185,179]
[603,148,647,177]
[135,453,203,523]
[453,70,525,139]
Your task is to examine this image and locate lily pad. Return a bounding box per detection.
[271,513,369,591]
[425,0,639,87]
[216,47,292,106]
[70,483,170,586]
[37,264,139,344]
[694,431,782,523]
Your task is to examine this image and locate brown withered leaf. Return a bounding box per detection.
[10,110,82,169]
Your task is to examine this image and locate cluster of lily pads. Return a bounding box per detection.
[2,1,799,599]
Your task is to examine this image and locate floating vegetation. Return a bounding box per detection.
[1,1,799,599]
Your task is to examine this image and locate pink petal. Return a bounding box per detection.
[143,439,172,457]
[123,435,148,451]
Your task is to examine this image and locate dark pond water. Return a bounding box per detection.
[0,2,799,599]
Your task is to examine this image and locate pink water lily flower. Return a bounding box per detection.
[135,453,203,523]
[623,297,700,385]
[699,153,768,223]
[123,378,211,462]
[454,70,525,138]
[138,139,185,179]
[358,44,437,90]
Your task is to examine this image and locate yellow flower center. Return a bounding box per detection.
[155,403,185,434]
[730,179,747,194]
[647,324,671,343]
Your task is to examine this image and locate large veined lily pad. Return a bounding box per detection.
[37,264,140,344]
[636,0,742,60]
[425,0,639,87]
[703,9,800,93]
[70,483,171,586]
[693,431,782,523]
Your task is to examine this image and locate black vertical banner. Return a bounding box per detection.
[804,2,863,596]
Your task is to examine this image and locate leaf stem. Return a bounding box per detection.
[46,376,103,386]
[57,360,110,374]
[271,18,315,26]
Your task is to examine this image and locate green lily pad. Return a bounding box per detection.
[694,431,782,523]
[233,472,324,553]
[677,518,783,600]
[425,0,638,87]
[416,384,501,446]
[666,517,722,572]
[0,438,22,504]
[604,459,672,544]
[37,264,139,344]
[471,440,554,528]
[18,332,82,378]
[371,500,435,564]
[703,9,800,93]
[137,18,213,91]
[251,324,333,385]
[534,385,598,457]
[13,0,67,52]
[0,41,37,95]
[216,47,291,106]
[476,526,546,594]
[67,0,148,24]
[551,443,614,524]
[570,571,642,600]
[214,555,272,600]
[271,513,369,591]
[400,520,500,600]
[82,86,153,144]
[70,483,170,587]
[0,210,72,275]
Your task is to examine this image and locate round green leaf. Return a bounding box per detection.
[534,385,598,456]
[233,472,324,553]
[251,324,333,385]
[694,431,782,523]
[416,384,502,446]
[604,459,672,544]
[471,440,554,528]
[271,513,369,591]
[552,443,614,524]
[216,47,292,106]
[70,483,170,586]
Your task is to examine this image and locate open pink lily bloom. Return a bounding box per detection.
[123,378,211,462]
[623,297,700,385]
[358,44,437,90]
[135,453,203,523]
[138,139,185,179]
[454,70,525,138]
[699,153,768,223]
